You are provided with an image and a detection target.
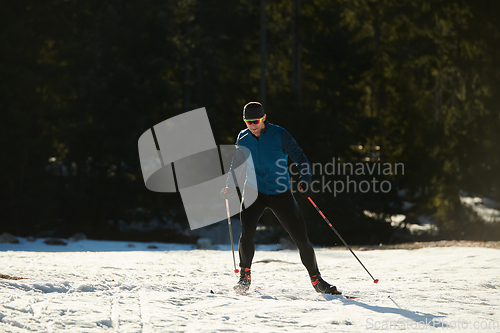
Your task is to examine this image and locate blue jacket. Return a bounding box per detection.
[227,121,311,195]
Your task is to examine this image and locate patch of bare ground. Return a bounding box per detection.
[0,274,26,280]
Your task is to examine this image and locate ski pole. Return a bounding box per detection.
[303,193,379,284]
[225,199,239,274]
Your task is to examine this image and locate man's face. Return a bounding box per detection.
[244,114,266,137]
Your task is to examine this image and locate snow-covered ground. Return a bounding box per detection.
[1,239,500,332]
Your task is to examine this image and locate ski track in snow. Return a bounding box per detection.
[1,240,500,332]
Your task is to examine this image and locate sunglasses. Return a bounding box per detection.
[244,116,265,125]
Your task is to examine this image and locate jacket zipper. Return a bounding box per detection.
[256,136,266,194]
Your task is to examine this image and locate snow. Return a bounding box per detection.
[1,239,500,332]
[413,215,439,236]
[363,210,440,236]
[460,195,500,223]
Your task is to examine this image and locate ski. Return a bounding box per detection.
[326,292,356,299]
[331,291,357,299]
[209,287,356,299]
[333,294,356,299]
[233,287,250,296]
[323,291,357,299]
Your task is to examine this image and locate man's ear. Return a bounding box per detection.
[263,114,267,121]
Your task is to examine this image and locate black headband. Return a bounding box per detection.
[243,105,265,119]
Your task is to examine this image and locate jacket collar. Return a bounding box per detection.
[248,120,269,139]
[261,120,270,135]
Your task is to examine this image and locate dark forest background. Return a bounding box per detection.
[2,0,500,245]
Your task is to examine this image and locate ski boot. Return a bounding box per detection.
[310,274,341,295]
[234,268,251,294]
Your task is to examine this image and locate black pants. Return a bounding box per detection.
[239,190,319,277]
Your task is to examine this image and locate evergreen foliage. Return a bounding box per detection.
[1,0,499,243]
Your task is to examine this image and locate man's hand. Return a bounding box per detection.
[298,181,312,198]
[220,186,235,200]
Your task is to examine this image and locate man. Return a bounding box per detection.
[221,101,340,295]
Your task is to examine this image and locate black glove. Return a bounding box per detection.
[297,181,312,198]
[220,186,235,199]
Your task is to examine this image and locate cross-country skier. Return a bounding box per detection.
[221,101,340,295]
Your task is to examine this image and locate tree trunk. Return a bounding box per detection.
[260,0,266,105]
[291,0,301,106]
[183,62,191,111]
